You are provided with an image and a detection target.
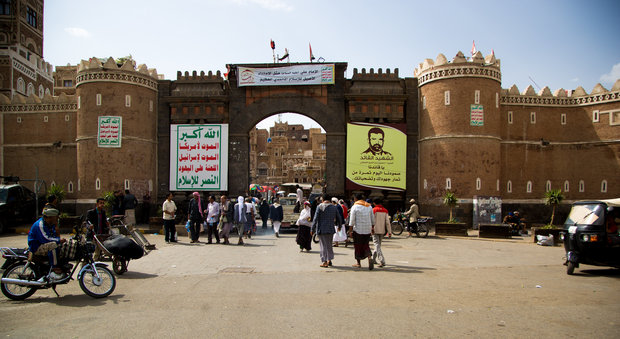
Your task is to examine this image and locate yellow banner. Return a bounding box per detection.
[346,123,406,190]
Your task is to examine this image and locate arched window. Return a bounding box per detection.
[545,180,552,192]
[601,180,607,193]
[124,179,130,190]
[17,77,25,93]
[445,178,452,190]
[27,83,34,96]
[476,178,481,191]
[526,181,533,193]
[564,180,569,192]
[38,85,44,98]
[67,181,74,193]
[579,180,585,193]
[95,178,101,190]
[507,180,512,193]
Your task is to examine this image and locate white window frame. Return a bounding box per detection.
[508,111,513,124]
[530,112,536,124]
[17,116,22,123]
[601,180,607,193]
[38,84,44,98]
[592,110,599,123]
[496,179,500,191]
[476,178,481,190]
[67,181,74,193]
[526,181,533,193]
[561,114,567,125]
[17,77,25,93]
[149,100,153,112]
[95,178,101,190]
[545,180,552,192]
[78,96,81,109]
[495,93,499,108]
[65,114,70,122]
[96,93,102,106]
[564,180,569,193]
[507,180,512,193]
[446,178,452,190]
[43,115,48,122]
[27,83,34,96]
[125,95,131,107]
[611,110,620,126]
[124,179,130,190]
[474,90,480,105]
[422,96,426,110]
[444,91,450,106]
[77,179,81,192]
[423,179,428,190]
[579,180,585,193]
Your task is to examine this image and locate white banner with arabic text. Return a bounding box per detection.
[238,64,335,87]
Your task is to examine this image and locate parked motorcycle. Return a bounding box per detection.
[0,223,116,300]
[391,212,432,238]
[1,247,28,270]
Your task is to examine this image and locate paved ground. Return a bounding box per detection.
[0,226,618,338]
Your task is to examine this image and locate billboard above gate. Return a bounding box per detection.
[346,122,406,191]
[170,124,228,191]
[238,64,335,87]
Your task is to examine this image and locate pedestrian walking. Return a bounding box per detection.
[245,197,256,238]
[403,198,420,238]
[123,190,138,225]
[371,198,391,267]
[187,192,204,243]
[162,192,177,243]
[296,201,312,252]
[311,195,343,268]
[219,195,234,244]
[349,194,375,270]
[259,199,270,228]
[269,198,284,237]
[206,195,220,244]
[332,197,347,247]
[233,196,248,245]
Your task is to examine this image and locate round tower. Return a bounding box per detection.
[415,51,502,203]
[75,57,159,202]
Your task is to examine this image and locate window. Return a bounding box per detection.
[508,111,513,124]
[563,181,569,192]
[601,180,607,193]
[149,100,153,112]
[124,179,130,190]
[27,83,34,96]
[611,111,620,126]
[592,110,599,122]
[17,116,22,123]
[422,96,426,109]
[17,77,25,93]
[444,91,450,105]
[545,180,551,192]
[445,178,452,190]
[38,85,44,98]
[26,6,37,28]
[476,178,481,190]
[561,114,567,125]
[63,80,73,87]
[474,90,480,104]
[67,181,74,193]
[424,179,428,190]
[530,112,536,124]
[526,181,532,193]
[78,96,81,109]
[43,115,48,122]
[0,0,11,15]
[579,180,585,193]
[96,94,102,106]
[77,179,81,191]
[125,95,131,107]
[496,179,500,191]
[65,114,70,122]
[507,180,512,193]
[95,178,101,190]
[496,93,499,108]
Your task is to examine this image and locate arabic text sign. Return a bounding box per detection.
[238,64,335,87]
[170,124,229,191]
[97,116,122,148]
[470,104,484,126]
[346,123,406,191]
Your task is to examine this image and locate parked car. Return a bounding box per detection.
[0,183,42,233]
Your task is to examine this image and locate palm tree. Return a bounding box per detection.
[443,191,458,222]
[544,189,564,226]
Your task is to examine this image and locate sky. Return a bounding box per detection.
[43,0,620,130]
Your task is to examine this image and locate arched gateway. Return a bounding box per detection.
[158,62,418,203]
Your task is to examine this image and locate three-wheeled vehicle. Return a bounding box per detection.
[560,199,620,275]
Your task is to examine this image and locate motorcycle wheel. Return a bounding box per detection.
[566,261,576,275]
[416,223,429,238]
[312,233,319,244]
[1,263,37,300]
[391,222,404,236]
[112,257,127,275]
[79,265,116,298]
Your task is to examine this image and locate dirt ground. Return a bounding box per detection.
[0,227,618,338]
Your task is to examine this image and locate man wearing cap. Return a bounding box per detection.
[28,208,67,281]
[403,198,420,238]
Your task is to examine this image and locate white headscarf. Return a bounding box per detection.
[237,196,244,221]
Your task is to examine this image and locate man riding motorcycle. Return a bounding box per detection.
[27,208,67,281]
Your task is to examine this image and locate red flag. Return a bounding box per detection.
[278,48,289,61]
[309,43,315,62]
[270,40,275,50]
[471,40,477,55]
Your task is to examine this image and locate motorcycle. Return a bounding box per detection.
[1,247,29,270]
[391,212,431,238]
[560,199,620,275]
[0,222,116,300]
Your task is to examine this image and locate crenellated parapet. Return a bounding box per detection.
[75,57,159,91]
[176,70,223,82]
[501,80,620,106]
[0,92,77,112]
[351,68,400,80]
[415,51,501,87]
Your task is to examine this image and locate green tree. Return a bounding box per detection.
[544,189,564,226]
[443,191,458,222]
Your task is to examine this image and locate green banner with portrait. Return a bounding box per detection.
[346,123,406,191]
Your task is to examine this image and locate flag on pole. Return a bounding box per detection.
[491,49,495,57]
[270,40,275,50]
[471,40,477,55]
[278,48,289,62]
[270,40,276,63]
[309,43,315,62]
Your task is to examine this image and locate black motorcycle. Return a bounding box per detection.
[1,247,29,270]
[0,223,116,300]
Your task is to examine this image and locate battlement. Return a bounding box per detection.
[0,92,76,112]
[415,51,501,86]
[501,80,620,106]
[176,70,223,82]
[352,68,399,79]
[77,57,159,79]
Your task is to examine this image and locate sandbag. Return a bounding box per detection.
[103,235,144,259]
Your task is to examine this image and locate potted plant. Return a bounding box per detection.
[435,191,468,236]
[48,185,77,230]
[532,189,565,245]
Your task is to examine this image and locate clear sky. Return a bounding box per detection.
[43,0,620,130]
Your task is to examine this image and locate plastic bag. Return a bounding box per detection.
[333,225,347,242]
[536,234,554,246]
[185,220,191,233]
